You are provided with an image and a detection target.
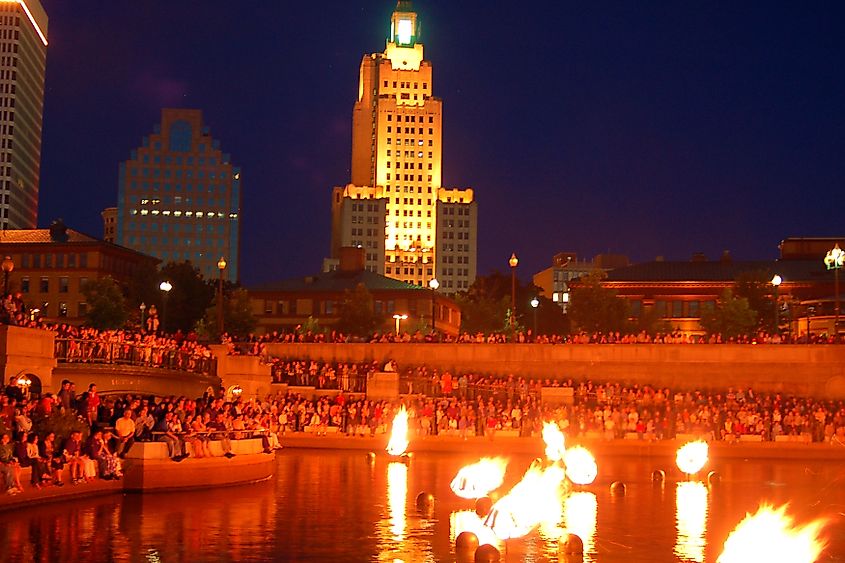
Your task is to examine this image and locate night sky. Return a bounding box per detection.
[37,1,845,286]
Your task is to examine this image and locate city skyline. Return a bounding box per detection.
[35,1,845,284]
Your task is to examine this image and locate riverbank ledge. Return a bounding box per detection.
[0,438,274,512]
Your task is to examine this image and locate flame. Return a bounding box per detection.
[386,406,409,456]
[483,460,566,540]
[676,440,709,475]
[675,481,708,562]
[717,504,828,563]
[450,457,509,499]
[542,421,566,462]
[450,510,501,548]
[563,446,598,486]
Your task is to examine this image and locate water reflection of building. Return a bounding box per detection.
[0,486,277,561]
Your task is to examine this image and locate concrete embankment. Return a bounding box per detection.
[279,433,845,462]
[0,439,274,512]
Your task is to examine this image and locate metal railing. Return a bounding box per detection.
[270,365,370,393]
[54,338,216,377]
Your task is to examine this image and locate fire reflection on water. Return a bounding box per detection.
[562,491,598,561]
[387,462,408,541]
[450,510,502,548]
[675,481,708,562]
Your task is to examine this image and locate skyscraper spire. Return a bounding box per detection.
[331,1,477,292]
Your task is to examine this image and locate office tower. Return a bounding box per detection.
[115,108,241,281]
[331,1,477,292]
[0,0,48,229]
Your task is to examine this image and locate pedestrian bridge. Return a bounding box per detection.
[0,325,225,398]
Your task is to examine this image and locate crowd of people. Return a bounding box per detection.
[244,355,845,446]
[52,326,214,375]
[223,327,840,356]
[0,292,37,328]
[0,382,283,496]
[4,356,845,497]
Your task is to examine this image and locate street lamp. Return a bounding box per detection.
[217,257,227,337]
[15,375,32,397]
[1,255,13,295]
[428,278,439,333]
[509,253,518,331]
[392,313,408,335]
[139,302,147,331]
[824,244,845,338]
[159,280,172,334]
[530,297,540,338]
[771,274,782,335]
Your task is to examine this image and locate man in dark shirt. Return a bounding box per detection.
[62,430,84,484]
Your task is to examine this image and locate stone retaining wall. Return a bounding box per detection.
[265,343,845,398]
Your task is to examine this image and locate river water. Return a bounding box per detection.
[1,450,844,562]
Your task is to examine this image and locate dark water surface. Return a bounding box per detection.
[1,449,845,562]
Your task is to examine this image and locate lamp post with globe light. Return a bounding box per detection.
[1,255,13,295]
[530,297,540,338]
[139,303,146,331]
[217,257,227,337]
[771,274,782,336]
[824,244,845,338]
[428,278,439,333]
[509,253,518,331]
[159,281,172,334]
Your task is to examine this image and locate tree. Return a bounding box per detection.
[159,261,214,333]
[457,272,541,334]
[336,283,381,336]
[567,271,630,333]
[699,288,758,338]
[455,292,510,333]
[734,269,775,331]
[199,288,257,339]
[81,276,128,329]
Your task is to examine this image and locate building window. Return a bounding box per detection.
[20,277,29,293]
[59,277,69,293]
[39,277,48,293]
[78,302,88,317]
[688,301,700,318]
[58,303,68,317]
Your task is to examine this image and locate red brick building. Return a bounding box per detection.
[0,220,158,322]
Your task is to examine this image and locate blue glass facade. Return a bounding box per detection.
[114,109,241,282]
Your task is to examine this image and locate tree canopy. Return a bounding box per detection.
[699,288,758,338]
[734,269,776,332]
[199,287,257,339]
[567,271,630,333]
[336,283,381,336]
[81,276,128,330]
[158,261,214,333]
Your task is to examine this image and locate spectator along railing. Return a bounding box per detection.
[54,338,216,377]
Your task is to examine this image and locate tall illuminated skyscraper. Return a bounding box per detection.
[331,0,477,292]
[0,0,48,230]
[114,109,241,281]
